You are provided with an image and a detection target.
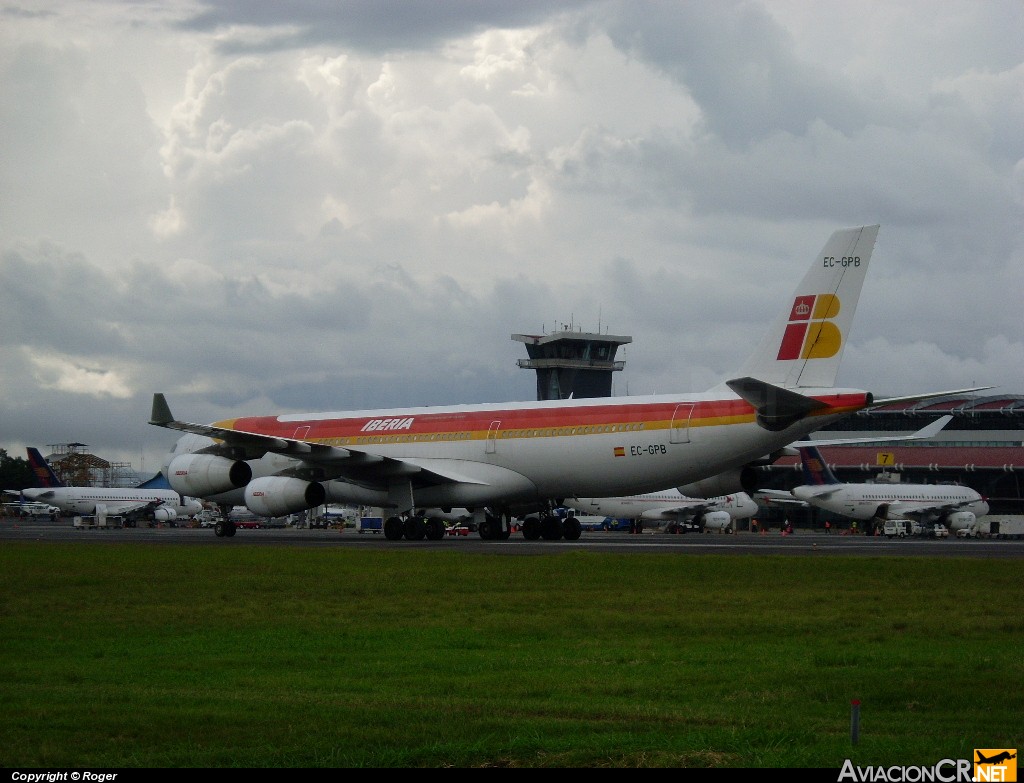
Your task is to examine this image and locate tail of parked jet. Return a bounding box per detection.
[797,446,842,486]
[26,447,65,488]
[732,225,879,389]
[136,472,173,490]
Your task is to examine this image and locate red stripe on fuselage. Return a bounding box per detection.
[217,393,868,441]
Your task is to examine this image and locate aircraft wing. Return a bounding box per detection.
[869,387,995,407]
[7,488,56,500]
[889,499,981,520]
[150,393,468,491]
[642,499,727,520]
[753,490,811,507]
[788,415,953,448]
[108,499,166,517]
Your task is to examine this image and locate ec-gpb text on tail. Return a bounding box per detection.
[736,225,879,390]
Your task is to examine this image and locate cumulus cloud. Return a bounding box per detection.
[0,0,1021,475]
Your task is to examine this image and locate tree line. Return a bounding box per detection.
[0,449,34,493]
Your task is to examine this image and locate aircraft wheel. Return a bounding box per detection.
[540,514,563,540]
[561,517,582,541]
[224,521,237,537]
[426,517,446,541]
[403,516,427,541]
[521,516,542,540]
[214,521,227,538]
[384,517,404,541]
[479,515,508,540]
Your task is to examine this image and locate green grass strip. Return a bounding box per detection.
[1,544,1021,767]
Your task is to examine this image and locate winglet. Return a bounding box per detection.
[150,393,174,426]
[913,414,953,439]
[786,413,953,450]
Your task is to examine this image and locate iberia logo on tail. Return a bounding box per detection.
[776,294,843,360]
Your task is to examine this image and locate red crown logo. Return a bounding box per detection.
[777,294,842,361]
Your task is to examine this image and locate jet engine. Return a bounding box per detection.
[677,466,757,498]
[166,454,252,497]
[152,507,178,522]
[244,476,326,518]
[701,510,733,532]
[944,511,977,532]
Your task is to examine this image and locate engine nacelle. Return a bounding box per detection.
[167,454,252,497]
[944,511,977,532]
[677,466,757,499]
[701,511,733,532]
[152,507,178,522]
[244,476,326,518]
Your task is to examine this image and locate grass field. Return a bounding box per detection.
[1,542,1021,768]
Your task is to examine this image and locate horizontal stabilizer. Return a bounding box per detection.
[726,377,828,432]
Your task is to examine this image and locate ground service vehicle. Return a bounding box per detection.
[911,521,948,538]
[357,517,384,534]
[883,519,908,538]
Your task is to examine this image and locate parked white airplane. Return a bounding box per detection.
[7,448,204,525]
[149,224,987,542]
[758,444,990,534]
[565,490,759,533]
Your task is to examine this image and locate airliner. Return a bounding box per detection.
[148,224,989,542]
[976,751,1016,765]
[7,448,204,525]
[570,416,952,536]
[565,490,759,534]
[758,444,990,534]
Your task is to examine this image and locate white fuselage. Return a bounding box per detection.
[791,483,988,523]
[20,486,202,518]
[567,490,759,522]
[165,386,870,514]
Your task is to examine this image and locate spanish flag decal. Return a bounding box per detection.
[614,446,625,457]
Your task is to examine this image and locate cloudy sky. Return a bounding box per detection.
[2,0,1022,480]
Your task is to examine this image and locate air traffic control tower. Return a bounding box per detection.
[512,325,632,400]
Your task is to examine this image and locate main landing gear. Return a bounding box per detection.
[213,504,236,537]
[519,511,582,541]
[379,505,581,543]
[383,514,448,541]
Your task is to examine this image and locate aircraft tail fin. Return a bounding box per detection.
[26,448,65,488]
[733,225,879,389]
[798,445,841,486]
[136,472,173,490]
